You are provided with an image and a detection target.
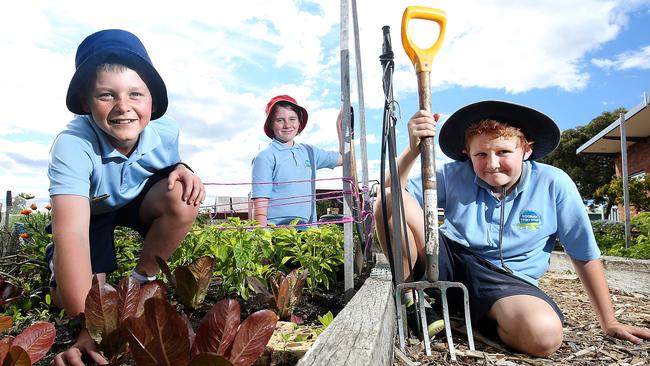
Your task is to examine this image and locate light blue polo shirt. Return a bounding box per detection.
[406,160,600,286]
[251,139,339,225]
[48,115,181,214]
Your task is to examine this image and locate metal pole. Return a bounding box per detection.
[619,112,631,248]
[350,0,371,249]
[340,0,354,301]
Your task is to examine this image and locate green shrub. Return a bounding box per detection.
[591,215,650,259]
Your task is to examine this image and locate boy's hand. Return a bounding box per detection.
[50,329,108,365]
[168,164,205,206]
[604,320,650,344]
[407,110,439,153]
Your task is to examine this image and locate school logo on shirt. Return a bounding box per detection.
[517,210,541,230]
[305,159,312,169]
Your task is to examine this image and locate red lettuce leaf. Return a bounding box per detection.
[11,321,55,364]
[135,280,167,318]
[0,280,23,308]
[117,277,141,322]
[228,310,278,366]
[0,316,12,333]
[85,279,119,344]
[188,353,233,366]
[142,297,191,366]
[192,299,240,357]
[3,345,31,366]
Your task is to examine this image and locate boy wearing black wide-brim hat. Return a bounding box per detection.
[47,29,205,365]
[374,100,650,356]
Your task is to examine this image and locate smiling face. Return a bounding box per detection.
[82,65,153,155]
[270,105,301,145]
[463,120,532,194]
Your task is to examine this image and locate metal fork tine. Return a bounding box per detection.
[440,288,456,360]
[461,285,476,350]
[417,289,432,355]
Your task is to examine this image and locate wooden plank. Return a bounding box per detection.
[297,275,395,366]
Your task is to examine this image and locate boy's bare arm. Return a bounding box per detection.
[252,197,269,226]
[51,195,93,316]
[51,195,109,365]
[571,258,650,343]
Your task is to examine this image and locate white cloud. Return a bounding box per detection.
[0,0,648,202]
[592,45,650,71]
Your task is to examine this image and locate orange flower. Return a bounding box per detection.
[20,233,30,239]
[45,204,52,211]
[30,203,38,210]
[20,209,32,215]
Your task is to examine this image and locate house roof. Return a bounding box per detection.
[576,95,650,154]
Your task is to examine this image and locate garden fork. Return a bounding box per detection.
[397,6,475,361]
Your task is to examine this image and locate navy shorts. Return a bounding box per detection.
[418,234,564,328]
[47,165,178,283]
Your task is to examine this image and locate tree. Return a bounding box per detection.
[539,108,624,218]
[594,175,650,213]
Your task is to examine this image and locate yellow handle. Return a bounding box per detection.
[401,6,447,72]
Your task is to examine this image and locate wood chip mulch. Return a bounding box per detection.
[394,271,650,366]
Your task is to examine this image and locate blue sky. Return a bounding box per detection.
[1,0,649,207]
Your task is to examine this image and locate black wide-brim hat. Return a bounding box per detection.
[66,29,168,120]
[439,100,560,161]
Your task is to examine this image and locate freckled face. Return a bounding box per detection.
[465,134,531,193]
[270,106,300,145]
[83,68,153,155]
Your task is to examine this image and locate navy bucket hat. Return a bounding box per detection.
[439,100,560,161]
[66,29,168,120]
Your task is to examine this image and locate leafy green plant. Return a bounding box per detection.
[247,268,308,323]
[156,255,214,312]
[83,276,167,363]
[124,297,278,366]
[291,224,344,294]
[317,311,334,328]
[15,205,51,259]
[171,224,219,266]
[110,227,143,281]
[313,311,335,336]
[0,315,55,366]
[210,219,274,300]
[591,218,650,259]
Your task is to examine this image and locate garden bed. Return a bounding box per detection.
[29,264,372,366]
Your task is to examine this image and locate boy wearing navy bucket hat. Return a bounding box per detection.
[251,95,343,227]
[374,102,650,356]
[47,29,204,365]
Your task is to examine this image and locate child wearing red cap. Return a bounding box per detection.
[47,29,204,365]
[251,95,343,227]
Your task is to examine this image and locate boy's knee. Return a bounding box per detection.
[527,322,563,357]
[508,316,563,357]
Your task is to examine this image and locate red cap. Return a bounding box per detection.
[264,95,309,139]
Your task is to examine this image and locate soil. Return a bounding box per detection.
[394,271,650,366]
[33,265,372,366]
